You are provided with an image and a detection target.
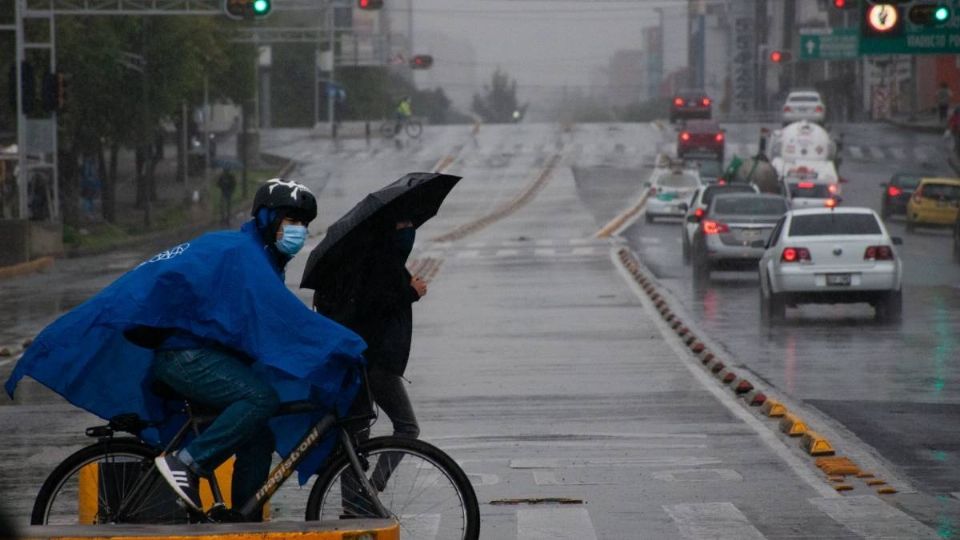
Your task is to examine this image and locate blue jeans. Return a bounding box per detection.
[152,348,279,508]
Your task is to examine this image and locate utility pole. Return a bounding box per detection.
[326,4,335,134]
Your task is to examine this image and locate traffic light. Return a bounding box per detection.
[41,72,65,112]
[358,0,384,9]
[769,50,792,63]
[832,0,855,9]
[908,3,952,25]
[410,55,434,69]
[223,0,271,20]
[862,3,904,37]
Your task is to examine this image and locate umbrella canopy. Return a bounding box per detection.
[300,172,461,290]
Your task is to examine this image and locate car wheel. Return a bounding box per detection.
[767,291,786,323]
[646,213,654,224]
[682,234,690,265]
[875,290,902,323]
[692,255,710,287]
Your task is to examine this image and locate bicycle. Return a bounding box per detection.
[380,117,423,139]
[30,373,480,539]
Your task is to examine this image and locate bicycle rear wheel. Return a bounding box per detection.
[305,436,479,540]
[380,122,396,138]
[404,120,423,138]
[31,438,190,526]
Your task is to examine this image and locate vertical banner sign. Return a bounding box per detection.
[730,2,756,115]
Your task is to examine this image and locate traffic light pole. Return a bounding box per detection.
[326,4,335,135]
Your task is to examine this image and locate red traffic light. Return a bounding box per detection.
[358,0,383,9]
[410,54,434,69]
[832,0,854,9]
[770,50,782,63]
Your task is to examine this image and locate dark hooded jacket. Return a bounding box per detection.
[314,233,420,376]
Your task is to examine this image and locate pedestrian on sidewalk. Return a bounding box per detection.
[937,82,953,123]
[948,106,960,159]
[217,167,237,225]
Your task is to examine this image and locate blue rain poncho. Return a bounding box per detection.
[5,221,367,483]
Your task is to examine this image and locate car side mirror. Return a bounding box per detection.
[891,236,903,246]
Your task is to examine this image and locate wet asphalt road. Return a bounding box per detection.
[1,122,957,538]
[575,121,960,509]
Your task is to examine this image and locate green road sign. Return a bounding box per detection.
[859,0,960,55]
[799,28,859,60]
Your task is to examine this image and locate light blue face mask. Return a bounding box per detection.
[276,224,308,256]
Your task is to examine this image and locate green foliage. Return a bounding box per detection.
[472,69,524,124]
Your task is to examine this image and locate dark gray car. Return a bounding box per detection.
[691,193,790,285]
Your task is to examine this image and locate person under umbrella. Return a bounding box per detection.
[302,172,460,516]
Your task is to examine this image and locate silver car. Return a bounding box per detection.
[681,183,760,264]
[690,193,789,285]
[758,207,903,324]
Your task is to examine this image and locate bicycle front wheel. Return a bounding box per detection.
[404,120,423,138]
[31,438,190,526]
[305,436,479,540]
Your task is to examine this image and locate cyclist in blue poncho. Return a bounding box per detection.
[5,178,367,517]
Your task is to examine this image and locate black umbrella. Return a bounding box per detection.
[300,172,461,290]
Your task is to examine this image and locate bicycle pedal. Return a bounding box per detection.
[207,505,245,523]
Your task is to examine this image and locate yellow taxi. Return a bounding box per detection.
[905,177,960,232]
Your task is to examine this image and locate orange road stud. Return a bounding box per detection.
[866,479,886,486]
[801,431,835,456]
[734,379,754,394]
[722,372,736,384]
[761,399,786,417]
[834,484,853,492]
[779,413,808,437]
[876,487,897,494]
[701,352,715,363]
[710,361,725,374]
[815,457,859,476]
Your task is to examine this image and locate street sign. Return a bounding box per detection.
[799,28,859,60]
[859,0,960,54]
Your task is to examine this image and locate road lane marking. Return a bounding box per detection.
[847,145,864,159]
[533,470,614,486]
[517,508,598,540]
[534,248,556,256]
[914,148,930,161]
[456,250,480,259]
[611,248,840,499]
[664,502,767,540]
[868,146,887,160]
[508,456,720,468]
[810,495,938,539]
[890,147,906,161]
[570,247,594,256]
[495,249,520,257]
[653,468,743,482]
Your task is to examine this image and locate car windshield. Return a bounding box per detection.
[702,185,755,205]
[789,214,882,236]
[658,172,700,188]
[787,182,833,198]
[892,175,922,189]
[788,95,820,103]
[696,161,722,177]
[713,197,788,216]
[918,183,960,201]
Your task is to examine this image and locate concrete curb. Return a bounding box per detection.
[19,519,400,539]
[613,247,912,496]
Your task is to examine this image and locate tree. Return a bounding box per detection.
[472,69,524,124]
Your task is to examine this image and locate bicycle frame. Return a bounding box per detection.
[113,403,388,522]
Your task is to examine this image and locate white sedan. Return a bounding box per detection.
[782,91,826,125]
[758,207,903,323]
[644,166,704,223]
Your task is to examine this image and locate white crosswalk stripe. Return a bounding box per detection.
[664,502,767,540]
[914,147,931,161]
[848,145,865,159]
[890,147,907,161]
[810,496,938,539]
[868,146,887,160]
[517,508,598,540]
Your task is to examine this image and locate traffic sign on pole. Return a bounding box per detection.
[799,28,859,60]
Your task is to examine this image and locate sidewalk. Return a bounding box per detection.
[883,112,947,134]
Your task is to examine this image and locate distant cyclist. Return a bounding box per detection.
[395,96,413,135]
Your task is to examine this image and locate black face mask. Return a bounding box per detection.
[395,227,415,262]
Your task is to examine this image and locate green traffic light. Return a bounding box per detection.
[252,0,270,14]
[934,6,950,22]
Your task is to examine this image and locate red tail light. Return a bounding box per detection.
[798,182,815,189]
[715,133,724,142]
[694,208,705,218]
[674,97,684,107]
[783,106,792,112]
[680,132,691,142]
[824,198,837,208]
[864,245,894,261]
[702,219,730,235]
[828,184,839,194]
[887,186,902,197]
[815,106,824,113]
[702,98,711,107]
[781,247,811,263]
